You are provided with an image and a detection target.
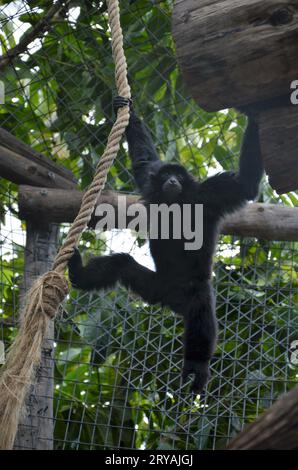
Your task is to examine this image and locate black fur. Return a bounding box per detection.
[68,97,263,393]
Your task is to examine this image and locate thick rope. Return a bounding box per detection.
[0,0,130,450]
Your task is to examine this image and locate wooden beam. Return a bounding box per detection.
[18,185,84,223]
[228,384,298,449]
[14,222,59,450]
[0,128,77,189]
[220,203,298,241]
[173,0,298,111]
[18,185,140,226]
[258,105,298,194]
[18,185,298,241]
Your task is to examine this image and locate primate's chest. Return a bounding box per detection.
[148,217,219,278]
[149,238,196,273]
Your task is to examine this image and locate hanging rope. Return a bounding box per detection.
[0,0,131,450]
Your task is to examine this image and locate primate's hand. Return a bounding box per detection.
[182,359,211,394]
[113,96,132,114]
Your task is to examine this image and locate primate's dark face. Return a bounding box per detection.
[150,164,194,202]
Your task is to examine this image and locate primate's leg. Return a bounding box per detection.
[68,248,161,304]
[183,283,218,393]
[114,96,163,192]
[68,248,128,290]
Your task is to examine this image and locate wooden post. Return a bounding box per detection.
[172,0,298,111]
[172,0,298,194]
[258,105,298,194]
[14,222,59,450]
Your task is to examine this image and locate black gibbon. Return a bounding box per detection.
[68,97,263,393]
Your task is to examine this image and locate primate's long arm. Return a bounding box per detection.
[199,116,264,214]
[237,117,264,200]
[114,96,161,190]
[126,109,162,190]
[126,109,160,163]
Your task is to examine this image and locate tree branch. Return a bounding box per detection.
[0,1,69,72]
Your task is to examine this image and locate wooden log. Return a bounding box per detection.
[0,145,75,189]
[14,222,59,450]
[18,186,85,223]
[220,202,298,241]
[258,105,298,194]
[0,128,77,189]
[18,185,140,226]
[228,384,298,449]
[173,0,298,111]
[18,185,298,241]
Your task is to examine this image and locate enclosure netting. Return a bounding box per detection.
[0,0,297,450]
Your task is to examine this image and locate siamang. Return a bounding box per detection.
[68,97,263,393]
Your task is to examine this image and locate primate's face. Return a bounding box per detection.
[151,164,192,202]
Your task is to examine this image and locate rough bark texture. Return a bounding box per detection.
[0,127,77,189]
[173,0,298,194]
[220,202,298,241]
[18,186,140,228]
[13,222,59,450]
[173,0,298,111]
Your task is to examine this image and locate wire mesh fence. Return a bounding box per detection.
[0,0,298,450]
[52,233,298,450]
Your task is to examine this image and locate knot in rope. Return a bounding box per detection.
[27,271,69,320]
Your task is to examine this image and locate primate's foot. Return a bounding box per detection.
[68,250,133,291]
[183,359,211,394]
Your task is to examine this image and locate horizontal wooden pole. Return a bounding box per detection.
[220,203,298,241]
[18,185,140,228]
[0,127,77,189]
[18,185,298,241]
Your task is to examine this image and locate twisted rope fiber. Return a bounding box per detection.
[0,0,131,450]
